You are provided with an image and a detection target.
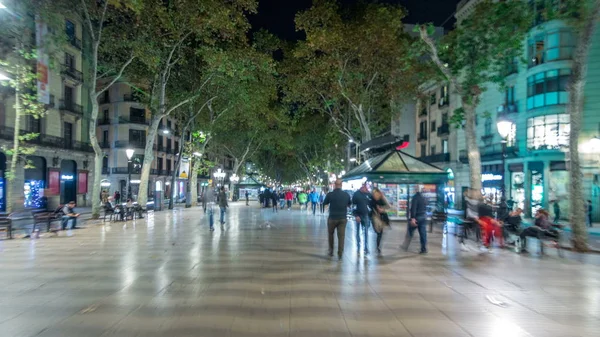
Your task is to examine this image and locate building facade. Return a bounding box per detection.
[0,5,94,212]
[422,0,600,220]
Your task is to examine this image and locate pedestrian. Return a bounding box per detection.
[402,189,428,254]
[245,191,249,206]
[271,191,279,213]
[520,209,557,254]
[553,200,560,223]
[279,191,286,209]
[218,187,228,225]
[478,199,502,252]
[587,200,593,227]
[323,179,352,259]
[285,190,293,210]
[319,188,327,214]
[309,188,319,215]
[61,201,80,230]
[101,190,109,204]
[298,190,308,211]
[205,187,216,231]
[352,183,372,255]
[370,188,390,255]
[114,191,121,204]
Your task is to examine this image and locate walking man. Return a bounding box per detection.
[352,183,372,255]
[324,179,351,259]
[402,189,428,254]
[271,191,279,213]
[245,191,249,206]
[285,190,293,210]
[309,188,319,215]
[218,187,228,225]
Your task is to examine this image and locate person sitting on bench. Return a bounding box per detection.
[503,208,523,244]
[61,201,80,230]
[520,209,556,253]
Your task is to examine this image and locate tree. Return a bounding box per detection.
[289,1,423,147]
[132,0,257,208]
[418,0,531,192]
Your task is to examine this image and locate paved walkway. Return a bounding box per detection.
[1,204,599,337]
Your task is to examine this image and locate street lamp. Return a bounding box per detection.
[126,148,134,200]
[496,115,514,200]
[213,168,226,187]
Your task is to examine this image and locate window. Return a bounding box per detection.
[506,85,515,105]
[174,141,179,153]
[430,146,436,155]
[63,122,73,147]
[65,20,75,39]
[442,113,448,125]
[129,107,145,123]
[484,117,492,136]
[101,90,109,104]
[527,114,570,150]
[529,30,575,67]
[102,156,108,170]
[157,157,163,171]
[129,129,145,146]
[419,99,427,116]
[102,130,108,145]
[419,121,427,138]
[102,109,109,123]
[429,93,436,105]
[28,115,41,133]
[167,138,172,151]
[439,85,449,106]
[167,120,171,129]
[64,85,74,104]
[442,140,448,154]
[65,53,75,70]
[420,144,426,157]
[431,121,436,134]
[527,69,571,109]
[166,159,172,172]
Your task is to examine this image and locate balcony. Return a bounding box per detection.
[418,133,427,142]
[497,103,518,114]
[68,36,82,50]
[159,170,169,176]
[0,127,94,152]
[114,140,146,149]
[112,167,141,174]
[59,100,83,118]
[421,153,450,164]
[438,96,449,108]
[119,116,149,125]
[98,118,111,126]
[437,123,450,136]
[100,141,110,149]
[459,144,519,163]
[61,65,83,84]
[123,94,142,102]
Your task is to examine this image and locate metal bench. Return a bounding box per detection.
[0,214,13,239]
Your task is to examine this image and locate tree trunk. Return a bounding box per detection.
[463,101,482,192]
[88,94,103,218]
[6,65,21,214]
[137,117,161,207]
[568,0,600,252]
[168,138,186,209]
[356,105,372,142]
[190,159,199,207]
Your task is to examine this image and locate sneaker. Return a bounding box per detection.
[460,243,470,252]
[400,243,409,252]
[328,250,334,257]
[377,248,382,255]
[419,250,428,254]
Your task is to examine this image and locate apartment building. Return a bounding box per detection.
[0,3,94,212]
[96,81,187,201]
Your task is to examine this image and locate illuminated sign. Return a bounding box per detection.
[100,179,111,187]
[130,180,141,184]
[481,174,502,182]
[61,175,74,180]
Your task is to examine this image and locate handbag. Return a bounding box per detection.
[371,211,386,233]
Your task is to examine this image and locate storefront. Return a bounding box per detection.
[237,175,265,201]
[24,156,47,208]
[59,160,77,204]
[342,150,448,220]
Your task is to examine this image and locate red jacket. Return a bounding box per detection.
[285,191,293,201]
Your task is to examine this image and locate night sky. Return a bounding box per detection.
[249,0,463,41]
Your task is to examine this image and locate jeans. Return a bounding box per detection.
[208,207,214,229]
[287,200,292,209]
[61,216,76,230]
[328,218,347,256]
[320,203,325,213]
[356,214,370,252]
[220,207,226,224]
[246,198,249,206]
[273,203,278,213]
[311,202,317,214]
[405,216,427,252]
[376,232,383,250]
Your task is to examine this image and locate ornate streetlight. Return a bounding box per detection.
[125,149,135,200]
[497,115,514,200]
[213,168,226,187]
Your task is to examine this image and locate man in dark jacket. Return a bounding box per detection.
[402,191,428,254]
[218,187,228,225]
[324,179,352,259]
[352,183,372,255]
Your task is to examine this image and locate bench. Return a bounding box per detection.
[520,224,564,257]
[0,215,12,239]
[32,210,61,233]
[430,211,448,233]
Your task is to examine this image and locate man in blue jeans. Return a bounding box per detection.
[218,187,228,225]
[61,201,80,230]
[352,184,372,255]
[402,191,428,254]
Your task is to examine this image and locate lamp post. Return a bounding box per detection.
[126,148,134,200]
[230,174,239,201]
[213,168,226,187]
[496,115,514,201]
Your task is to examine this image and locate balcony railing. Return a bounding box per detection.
[114,140,146,149]
[123,94,142,102]
[421,153,450,164]
[418,133,427,142]
[61,65,83,84]
[119,116,149,125]
[98,118,111,126]
[459,144,518,163]
[157,144,165,152]
[112,167,141,174]
[68,36,82,50]
[59,100,83,116]
[497,103,518,114]
[100,141,110,148]
[159,170,169,176]
[437,123,450,136]
[0,126,93,153]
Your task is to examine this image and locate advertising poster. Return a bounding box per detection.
[35,16,50,104]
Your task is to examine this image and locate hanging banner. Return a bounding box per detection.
[35,16,50,104]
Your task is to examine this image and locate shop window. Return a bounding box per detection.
[531,169,544,215]
[527,114,570,150]
[129,129,145,147]
[527,69,571,109]
[65,53,75,70]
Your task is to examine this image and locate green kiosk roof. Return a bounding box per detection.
[343,150,448,184]
[238,175,265,187]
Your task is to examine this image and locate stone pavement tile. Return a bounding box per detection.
[400,318,469,336]
[344,318,412,337]
[289,316,350,337]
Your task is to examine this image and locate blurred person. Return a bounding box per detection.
[323,179,352,259]
[370,188,390,255]
[309,188,320,215]
[552,200,561,223]
[245,191,249,206]
[319,188,327,214]
[285,190,293,210]
[587,200,593,227]
[298,190,308,211]
[478,198,502,252]
[520,209,556,254]
[218,187,228,225]
[352,183,372,255]
[61,201,80,230]
[402,189,428,254]
[271,191,279,213]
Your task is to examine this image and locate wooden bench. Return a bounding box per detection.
[0,214,13,239]
[32,210,61,233]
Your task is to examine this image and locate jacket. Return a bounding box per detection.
[324,189,351,220]
[298,193,308,204]
[352,190,371,216]
[410,192,427,219]
[285,191,293,201]
[309,191,319,203]
[218,191,228,208]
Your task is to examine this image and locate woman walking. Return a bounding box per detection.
[370,188,390,255]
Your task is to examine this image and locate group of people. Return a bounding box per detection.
[463,188,562,254]
[101,190,121,204]
[102,198,145,221]
[323,179,429,259]
[256,188,328,214]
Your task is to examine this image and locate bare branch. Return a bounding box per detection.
[419,26,463,95]
[165,95,198,116]
[96,0,110,45]
[80,0,96,42]
[96,54,136,97]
